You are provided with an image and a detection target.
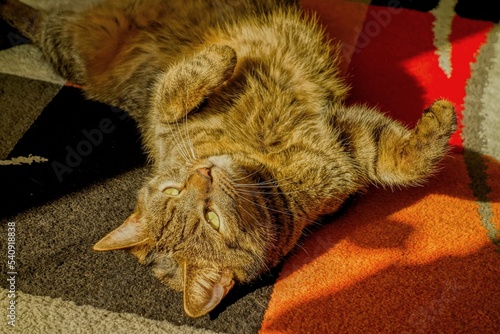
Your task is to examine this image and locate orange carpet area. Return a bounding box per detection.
[261,154,500,333]
[261,0,500,332]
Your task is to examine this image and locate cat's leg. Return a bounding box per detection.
[1,0,155,117]
[0,0,88,83]
[151,44,237,123]
[333,99,457,187]
[1,0,236,122]
[0,0,44,43]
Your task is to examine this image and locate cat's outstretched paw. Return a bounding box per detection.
[415,99,457,144]
[153,44,237,123]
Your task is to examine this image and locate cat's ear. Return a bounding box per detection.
[182,262,234,318]
[93,213,150,251]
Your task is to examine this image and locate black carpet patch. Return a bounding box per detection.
[371,0,500,22]
[370,0,440,12]
[455,0,500,23]
[0,18,29,51]
[1,87,146,217]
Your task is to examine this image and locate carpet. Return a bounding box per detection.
[1,0,499,333]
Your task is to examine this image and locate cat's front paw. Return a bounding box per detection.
[153,44,237,123]
[416,99,457,143]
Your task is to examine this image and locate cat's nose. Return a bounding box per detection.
[188,167,212,191]
[190,167,212,190]
[196,167,212,180]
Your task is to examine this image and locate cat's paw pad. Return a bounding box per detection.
[416,99,457,140]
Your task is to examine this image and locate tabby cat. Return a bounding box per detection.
[0,0,456,317]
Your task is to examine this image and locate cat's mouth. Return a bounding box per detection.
[206,155,235,172]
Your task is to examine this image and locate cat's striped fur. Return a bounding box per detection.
[1,0,457,317]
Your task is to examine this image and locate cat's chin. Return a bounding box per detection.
[206,154,261,178]
[206,155,235,172]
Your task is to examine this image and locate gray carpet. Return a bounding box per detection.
[1,0,499,333]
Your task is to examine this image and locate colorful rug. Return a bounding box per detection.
[1,0,499,333]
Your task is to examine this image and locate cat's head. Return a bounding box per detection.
[93,154,279,317]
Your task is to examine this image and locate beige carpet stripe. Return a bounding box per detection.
[476,24,500,160]
[0,288,221,334]
[431,0,457,78]
[462,21,500,242]
[0,45,65,85]
[463,23,500,160]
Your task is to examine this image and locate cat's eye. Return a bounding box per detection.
[163,187,180,196]
[205,211,220,231]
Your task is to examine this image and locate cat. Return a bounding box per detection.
[0,0,456,318]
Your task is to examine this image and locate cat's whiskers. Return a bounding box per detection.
[182,89,197,161]
[232,199,272,272]
[233,178,302,192]
[171,132,190,163]
[161,94,194,164]
[235,181,342,203]
[232,173,296,186]
[234,188,310,197]
[233,177,291,186]
[232,175,317,217]
[160,115,190,163]
[292,242,310,258]
[234,190,316,224]
[172,115,194,164]
[230,165,265,183]
[232,176,297,189]
[234,183,294,189]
